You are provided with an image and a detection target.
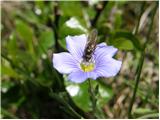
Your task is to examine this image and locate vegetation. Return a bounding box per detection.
[1,1,159,119]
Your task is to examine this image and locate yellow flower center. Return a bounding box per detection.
[80,62,95,72]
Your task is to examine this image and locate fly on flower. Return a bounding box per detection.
[53,29,122,83]
[83,29,97,62]
[81,29,98,72]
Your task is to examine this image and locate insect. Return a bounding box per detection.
[83,29,98,62]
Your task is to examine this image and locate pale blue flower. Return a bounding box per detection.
[52,34,122,83]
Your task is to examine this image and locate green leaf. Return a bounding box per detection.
[133,108,157,119]
[7,33,18,57]
[6,33,19,63]
[59,17,87,49]
[38,29,55,54]
[65,78,113,112]
[134,108,155,115]
[16,10,41,25]
[1,58,19,79]
[1,65,19,79]
[15,20,35,55]
[97,83,113,107]
[109,31,142,51]
[59,17,87,40]
[15,50,35,72]
[114,11,122,29]
[59,2,83,17]
[66,81,91,112]
[110,38,134,50]
[137,113,159,119]
[35,76,53,87]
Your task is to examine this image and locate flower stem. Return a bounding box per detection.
[128,2,158,118]
[88,79,100,118]
[88,79,106,118]
[88,79,97,118]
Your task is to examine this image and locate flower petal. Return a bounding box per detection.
[53,52,79,74]
[68,70,87,83]
[94,43,118,61]
[66,34,87,60]
[97,42,107,47]
[87,71,99,80]
[95,56,122,78]
[68,70,98,83]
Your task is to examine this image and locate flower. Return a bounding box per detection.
[52,34,122,83]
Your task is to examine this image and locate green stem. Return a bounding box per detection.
[128,51,144,118]
[88,80,105,118]
[88,79,97,118]
[88,79,102,118]
[128,3,158,118]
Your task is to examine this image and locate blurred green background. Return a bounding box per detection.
[1,1,159,119]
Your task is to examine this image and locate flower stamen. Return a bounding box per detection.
[80,61,95,72]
